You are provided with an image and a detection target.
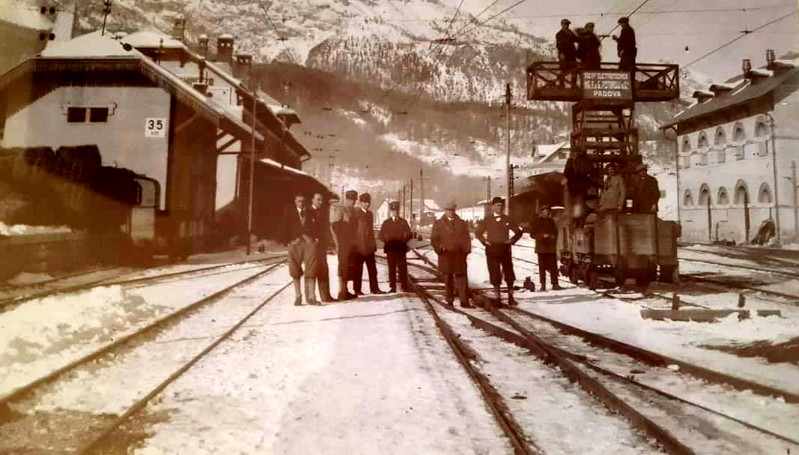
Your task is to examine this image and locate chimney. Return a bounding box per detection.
[742,58,752,76]
[743,58,769,84]
[216,34,235,65]
[766,49,776,67]
[692,90,713,103]
[198,34,209,59]
[172,18,186,42]
[233,53,253,80]
[708,84,733,96]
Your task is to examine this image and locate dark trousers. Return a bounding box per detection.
[315,243,330,280]
[486,244,514,287]
[387,250,409,291]
[336,244,353,278]
[444,274,468,305]
[619,48,637,71]
[538,253,558,286]
[352,252,380,293]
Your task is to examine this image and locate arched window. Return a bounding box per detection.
[683,190,693,207]
[699,184,711,206]
[714,127,726,146]
[758,183,772,203]
[755,117,769,137]
[697,132,709,148]
[682,137,692,154]
[734,181,749,205]
[717,187,729,205]
[732,122,746,142]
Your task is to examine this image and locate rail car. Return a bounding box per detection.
[522,62,682,289]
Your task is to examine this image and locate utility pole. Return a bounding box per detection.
[486,176,492,201]
[792,161,798,241]
[246,67,257,255]
[419,168,424,227]
[505,83,512,213]
[767,114,780,246]
[402,184,407,219]
[409,178,414,224]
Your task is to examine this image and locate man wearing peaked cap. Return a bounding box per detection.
[352,192,385,295]
[612,16,637,71]
[330,189,359,300]
[530,205,561,291]
[556,17,578,87]
[431,199,472,308]
[378,201,413,293]
[476,196,523,306]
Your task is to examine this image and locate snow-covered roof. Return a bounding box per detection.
[536,141,569,162]
[219,33,235,40]
[123,30,185,49]
[40,31,136,58]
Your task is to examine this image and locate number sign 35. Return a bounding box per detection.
[145,117,167,138]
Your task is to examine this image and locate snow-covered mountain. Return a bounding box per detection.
[7,0,699,205]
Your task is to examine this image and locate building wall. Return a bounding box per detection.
[677,104,799,243]
[2,86,170,208]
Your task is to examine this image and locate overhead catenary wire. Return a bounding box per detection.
[256,0,301,66]
[682,9,798,69]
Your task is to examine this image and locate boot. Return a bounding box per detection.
[338,277,357,301]
[540,282,547,292]
[493,286,502,306]
[293,278,303,306]
[318,278,337,303]
[552,282,563,291]
[507,287,518,306]
[305,278,321,306]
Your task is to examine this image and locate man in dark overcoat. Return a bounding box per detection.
[378,201,413,293]
[311,192,336,302]
[329,190,359,301]
[630,164,660,214]
[613,17,637,71]
[352,193,385,295]
[556,18,578,87]
[284,194,320,306]
[530,205,562,291]
[475,197,523,306]
[431,201,472,308]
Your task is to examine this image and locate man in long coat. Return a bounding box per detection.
[598,163,626,214]
[556,18,578,87]
[352,193,385,295]
[475,197,523,306]
[311,192,336,302]
[431,201,472,308]
[329,190,359,301]
[378,201,413,293]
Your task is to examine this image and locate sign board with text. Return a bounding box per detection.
[145,118,167,138]
[582,71,632,100]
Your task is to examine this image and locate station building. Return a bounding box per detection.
[0,26,328,259]
[663,51,799,244]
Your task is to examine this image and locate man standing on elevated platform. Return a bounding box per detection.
[613,17,637,71]
[578,22,601,70]
[630,164,660,214]
[598,163,626,214]
[475,197,523,306]
[556,18,578,87]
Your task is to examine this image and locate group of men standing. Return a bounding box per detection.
[430,197,562,309]
[556,15,637,84]
[284,190,414,306]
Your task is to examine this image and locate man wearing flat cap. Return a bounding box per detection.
[612,17,637,71]
[352,192,385,295]
[556,18,578,87]
[431,201,472,308]
[476,197,523,306]
[630,163,660,214]
[330,190,359,300]
[378,201,413,293]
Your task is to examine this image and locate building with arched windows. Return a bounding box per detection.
[662,51,799,244]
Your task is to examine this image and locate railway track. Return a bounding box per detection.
[0,260,290,453]
[406,250,799,453]
[0,254,287,311]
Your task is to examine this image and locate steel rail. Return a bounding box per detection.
[79,279,293,454]
[406,255,798,451]
[407,273,540,455]
[0,261,286,408]
[0,254,286,311]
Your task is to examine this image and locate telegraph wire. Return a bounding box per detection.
[682,9,798,69]
[256,0,301,66]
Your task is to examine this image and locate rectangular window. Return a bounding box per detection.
[67,107,87,123]
[89,107,109,123]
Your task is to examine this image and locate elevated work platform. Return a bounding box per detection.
[526,62,680,103]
